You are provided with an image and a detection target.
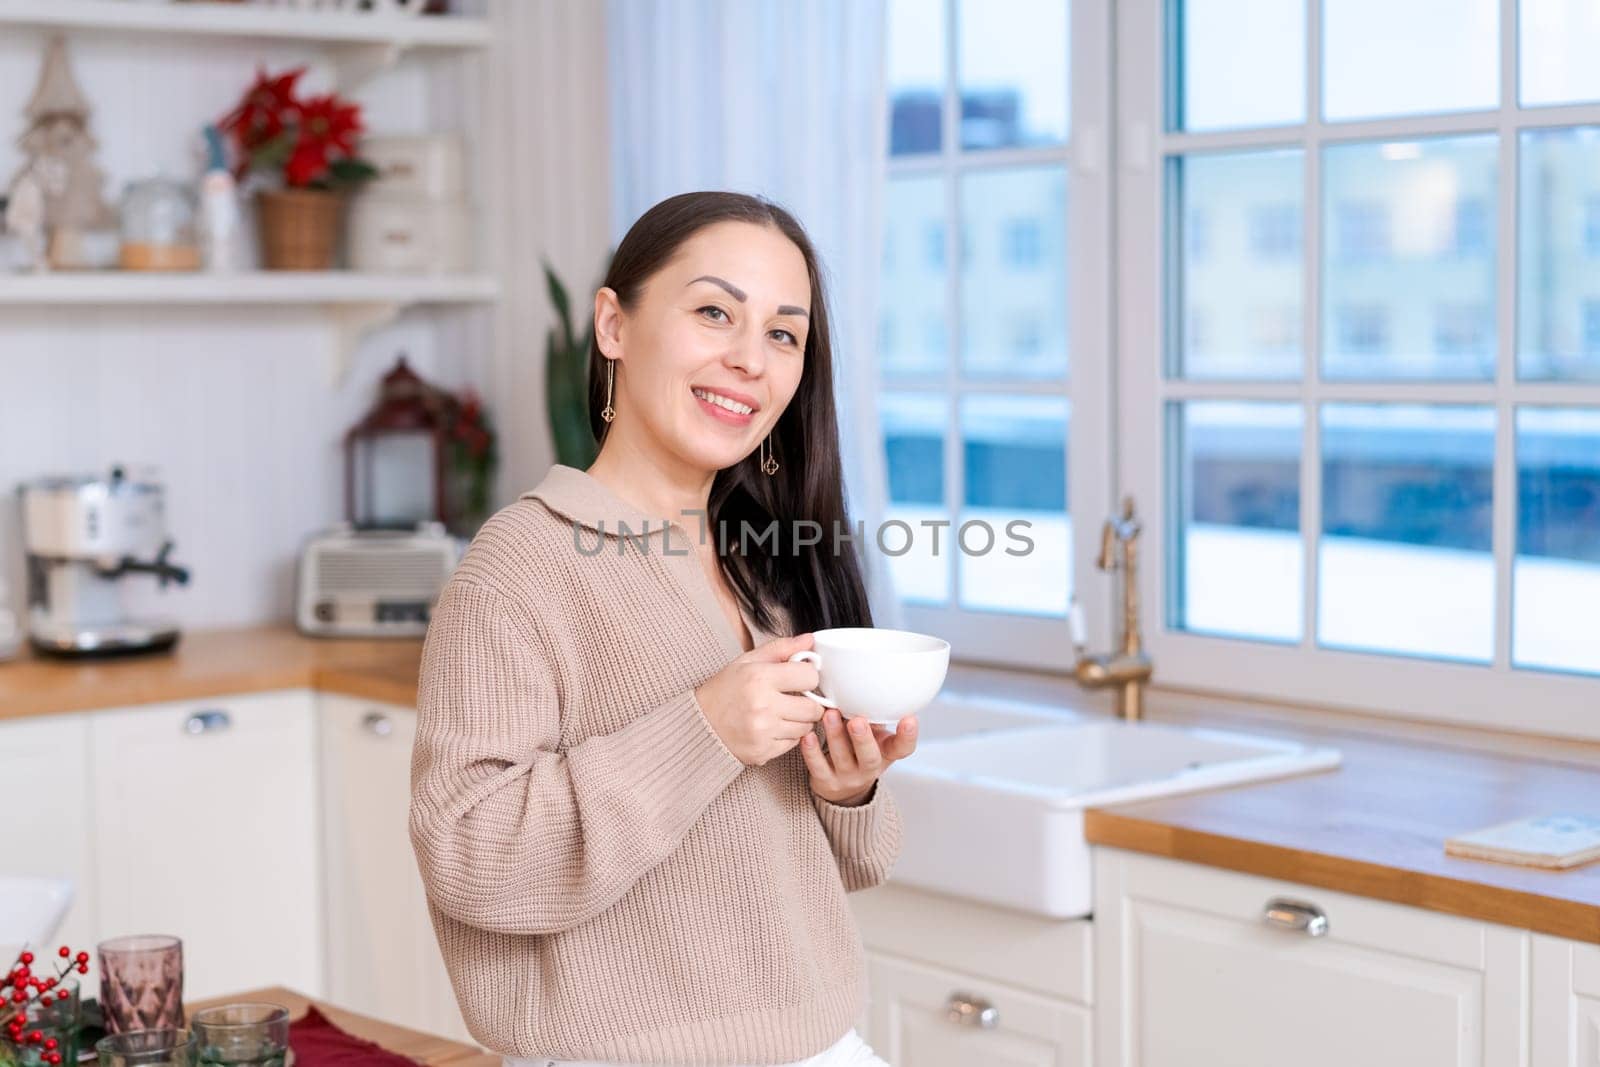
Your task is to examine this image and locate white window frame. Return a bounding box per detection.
[1116,0,1600,741]
[889,0,1118,669]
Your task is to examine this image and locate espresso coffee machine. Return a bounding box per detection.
[17,465,192,657]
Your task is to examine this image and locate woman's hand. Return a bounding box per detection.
[801,707,918,806]
[694,633,830,766]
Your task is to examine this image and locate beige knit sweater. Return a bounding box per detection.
[408,463,903,1067]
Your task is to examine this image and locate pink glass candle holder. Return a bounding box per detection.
[97,935,184,1035]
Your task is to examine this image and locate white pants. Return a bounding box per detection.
[502,1027,890,1067]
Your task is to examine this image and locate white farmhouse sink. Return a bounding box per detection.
[909,690,1085,740]
[884,713,1340,918]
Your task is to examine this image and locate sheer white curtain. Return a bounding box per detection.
[606,0,904,628]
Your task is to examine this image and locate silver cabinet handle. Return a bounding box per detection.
[184,709,232,735]
[944,991,998,1029]
[362,711,393,737]
[1262,897,1328,936]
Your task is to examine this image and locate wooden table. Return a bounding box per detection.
[186,988,498,1067]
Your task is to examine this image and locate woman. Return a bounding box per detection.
[409,191,919,1067]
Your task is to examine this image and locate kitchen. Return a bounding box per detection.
[2,1,1599,1066]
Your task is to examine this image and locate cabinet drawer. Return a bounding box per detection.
[1114,849,1486,968]
[1096,849,1526,1067]
[868,952,1090,1067]
[851,883,1092,1004]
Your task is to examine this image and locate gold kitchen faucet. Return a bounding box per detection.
[1070,495,1154,721]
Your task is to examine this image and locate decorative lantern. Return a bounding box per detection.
[343,355,454,529]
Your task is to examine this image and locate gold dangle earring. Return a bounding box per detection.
[760,434,779,476]
[600,358,616,423]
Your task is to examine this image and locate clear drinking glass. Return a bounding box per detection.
[98,935,185,1035]
[188,1004,291,1067]
[96,1029,196,1067]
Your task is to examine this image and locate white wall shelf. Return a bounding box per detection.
[0,270,500,305]
[0,270,501,383]
[0,0,490,86]
[0,1,491,49]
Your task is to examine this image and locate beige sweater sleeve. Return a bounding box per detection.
[811,775,903,893]
[408,576,748,935]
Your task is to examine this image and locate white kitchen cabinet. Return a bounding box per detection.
[867,953,1091,1066]
[851,882,1093,1004]
[0,714,97,982]
[850,882,1092,1065]
[318,694,469,1043]
[1532,932,1600,1066]
[89,689,323,1001]
[1092,847,1527,1067]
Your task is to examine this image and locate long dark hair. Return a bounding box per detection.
[587,190,873,636]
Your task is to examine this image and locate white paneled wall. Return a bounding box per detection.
[0,1,610,630]
[478,0,612,503]
[0,306,482,627]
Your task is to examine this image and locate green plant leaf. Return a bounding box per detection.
[542,260,605,469]
[328,157,379,185]
[543,260,574,348]
[250,129,296,172]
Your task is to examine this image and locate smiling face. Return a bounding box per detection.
[594,219,813,475]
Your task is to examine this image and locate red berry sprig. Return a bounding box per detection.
[3,944,85,1063]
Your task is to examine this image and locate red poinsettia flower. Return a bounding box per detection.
[284,136,329,187]
[219,64,306,155]
[295,93,363,156]
[219,67,375,190]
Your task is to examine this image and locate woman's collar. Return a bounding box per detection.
[521,463,688,539]
[521,463,792,641]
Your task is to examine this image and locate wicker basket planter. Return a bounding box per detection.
[256,187,346,270]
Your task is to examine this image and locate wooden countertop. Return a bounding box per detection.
[187,986,494,1067]
[4,623,1599,943]
[0,624,421,721]
[1084,724,1600,943]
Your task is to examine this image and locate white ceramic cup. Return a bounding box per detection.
[786,627,950,726]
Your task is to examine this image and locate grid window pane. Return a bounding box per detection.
[1518,126,1600,382]
[958,395,1070,615]
[1173,0,1305,131]
[888,0,945,156]
[959,165,1068,379]
[1171,148,1303,380]
[1520,0,1600,107]
[1167,401,1303,642]
[1322,136,1498,381]
[1318,404,1494,663]
[1322,0,1498,121]
[882,392,950,604]
[881,175,949,380]
[1514,408,1600,676]
[956,0,1068,150]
